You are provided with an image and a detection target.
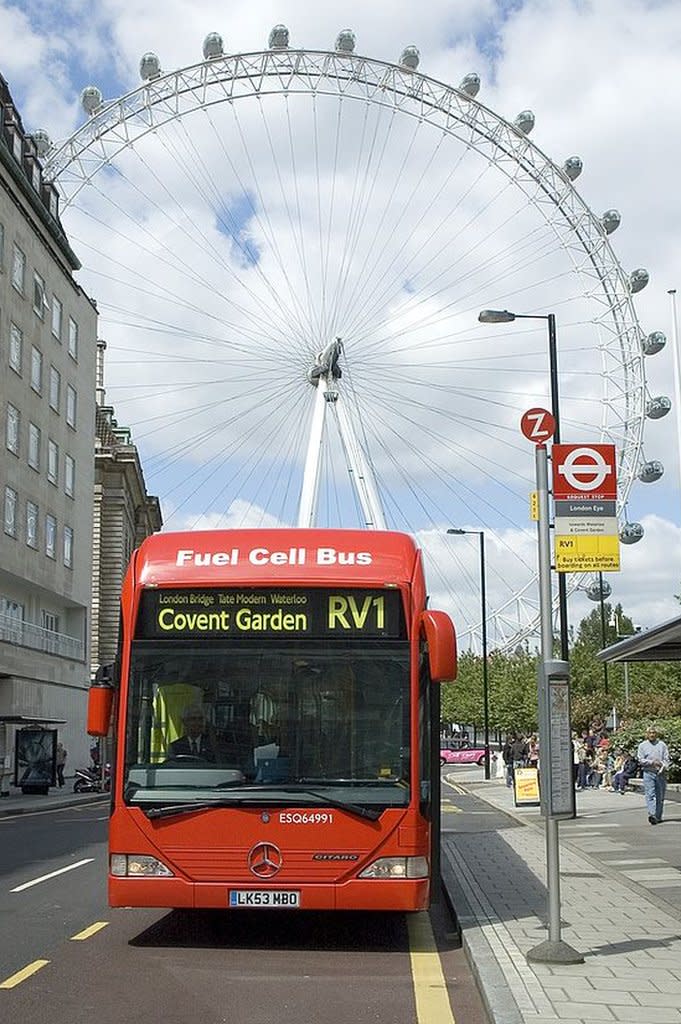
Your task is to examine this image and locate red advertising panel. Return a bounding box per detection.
[552,444,617,501]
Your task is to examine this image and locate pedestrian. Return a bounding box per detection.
[612,749,638,794]
[574,734,589,790]
[56,741,67,788]
[502,734,514,788]
[637,725,670,824]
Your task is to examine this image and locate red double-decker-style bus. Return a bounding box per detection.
[88,528,456,912]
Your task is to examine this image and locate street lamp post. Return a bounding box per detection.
[478,309,569,661]
[447,528,490,780]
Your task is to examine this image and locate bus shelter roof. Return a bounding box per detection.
[597,613,681,663]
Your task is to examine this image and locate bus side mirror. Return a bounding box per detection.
[87,662,118,736]
[419,610,457,682]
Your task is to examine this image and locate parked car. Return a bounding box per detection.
[440,739,487,766]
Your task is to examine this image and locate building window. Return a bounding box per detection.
[51,296,63,340]
[26,500,38,549]
[63,524,73,568]
[9,322,22,374]
[68,317,78,360]
[45,514,57,559]
[28,422,41,470]
[11,244,25,293]
[64,454,75,497]
[31,162,41,192]
[31,346,43,394]
[33,272,47,318]
[4,486,17,537]
[11,129,22,161]
[0,597,24,642]
[42,609,59,631]
[66,384,77,427]
[49,365,60,411]
[48,439,59,484]
[6,404,20,455]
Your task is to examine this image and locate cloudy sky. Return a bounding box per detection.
[2,0,680,648]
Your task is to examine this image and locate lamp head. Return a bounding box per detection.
[447,528,466,535]
[478,309,515,324]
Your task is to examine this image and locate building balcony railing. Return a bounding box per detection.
[0,612,85,661]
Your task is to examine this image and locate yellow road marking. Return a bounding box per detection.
[442,806,462,813]
[71,921,109,941]
[445,782,467,795]
[0,959,50,989]
[407,912,456,1024]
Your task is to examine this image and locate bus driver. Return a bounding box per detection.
[168,704,215,761]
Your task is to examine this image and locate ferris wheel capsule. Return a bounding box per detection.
[335,30,356,53]
[641,331,666,356]
[399,46,420,70]
[638,460,664,483]
[139,53,161,80]
[620,522,644,544]
[31,129,52,157]
[586,579,612,601]
[563,156,583,181]
[514,110,535,134]
[601,209,621,234]
[80,85,103,116]
[646,395,672,419]
[269,25,289,49]
[629,268,649,293]
[459,73,480,97]
[203,33,224,59]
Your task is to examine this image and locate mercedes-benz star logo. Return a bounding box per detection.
[248,842,283,878]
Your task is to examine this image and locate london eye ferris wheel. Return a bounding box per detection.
[34,25,670,650]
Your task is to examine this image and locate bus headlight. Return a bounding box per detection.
[359,856,428,879]
[111,854,174,877]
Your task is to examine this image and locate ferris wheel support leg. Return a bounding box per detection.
[334,393,386,530]
[298,379,329,528]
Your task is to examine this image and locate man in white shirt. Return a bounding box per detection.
[637,726,670,824]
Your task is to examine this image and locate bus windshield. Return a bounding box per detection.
[123,643,411,808]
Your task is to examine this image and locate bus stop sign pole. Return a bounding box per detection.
[526,442,583,965]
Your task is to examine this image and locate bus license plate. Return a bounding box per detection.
[229,890,300,908]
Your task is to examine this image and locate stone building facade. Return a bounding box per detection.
[0,73,98,784]
[91,338,162,679]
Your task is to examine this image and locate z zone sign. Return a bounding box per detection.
[552,444,617,501]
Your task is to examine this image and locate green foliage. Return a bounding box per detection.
[610,718,681,783]
[441,600,681,762]
[570,693,613,733]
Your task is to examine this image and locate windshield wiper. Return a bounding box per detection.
[141,786,382,822]
[144,798,247,819]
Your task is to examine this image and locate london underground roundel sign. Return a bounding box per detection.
[520,408,556,444]
[552,443,617,501]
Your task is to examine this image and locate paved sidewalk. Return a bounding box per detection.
[0,782,107,817]
[442,778,681,1024]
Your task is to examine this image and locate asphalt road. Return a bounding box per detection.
[0,795,487,1024]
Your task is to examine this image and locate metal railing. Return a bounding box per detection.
[0,612,84,660]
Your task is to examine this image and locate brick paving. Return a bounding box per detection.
[442,780,681,1024]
